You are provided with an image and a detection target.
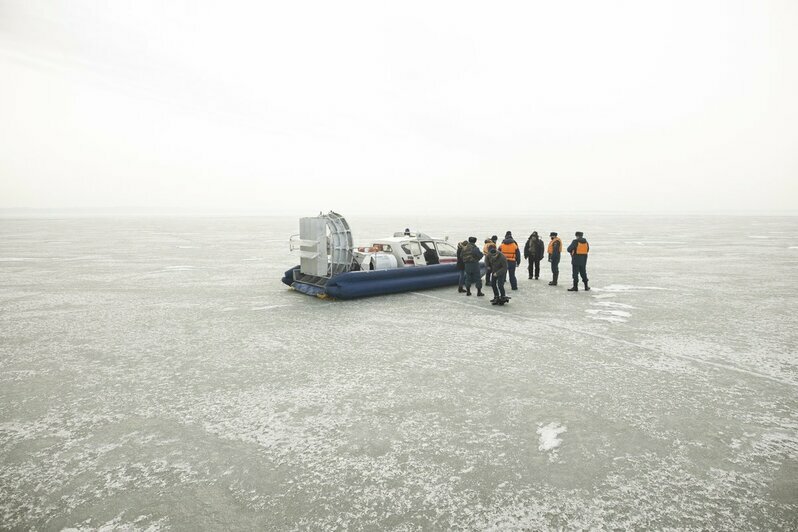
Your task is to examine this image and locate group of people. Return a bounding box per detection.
[455,230,590,305]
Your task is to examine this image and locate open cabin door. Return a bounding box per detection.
[404,240,426,266]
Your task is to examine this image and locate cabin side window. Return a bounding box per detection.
[370,243,392,252]
[436,242,457,257]
[404,242,422,256]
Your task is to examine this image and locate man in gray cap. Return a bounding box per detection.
[566,231,590,291]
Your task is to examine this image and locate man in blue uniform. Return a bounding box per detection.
[566,231,590,291]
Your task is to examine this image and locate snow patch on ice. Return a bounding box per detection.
[176,245,199,249]
[593,301,635,309]
[591,293,617,299]
[624,241,686,245]
[163,265,197,271]
[600,284,668,292]
[63,512,168,531]
[788,246,798,250]
[55,255,112,262]
[537,422,566,455]
[0,257,35,262]
[586,309,631,323]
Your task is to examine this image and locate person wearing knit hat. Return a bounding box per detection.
[566,231,590,291]
[547,232,563,286]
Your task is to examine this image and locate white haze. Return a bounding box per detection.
[1,0,797,216]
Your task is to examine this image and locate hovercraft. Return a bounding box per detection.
[281,211,482,299]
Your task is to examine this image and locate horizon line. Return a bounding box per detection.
[1,207,797,218]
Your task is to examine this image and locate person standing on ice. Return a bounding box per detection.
[462,237,485,296]
[456,240,468,293]
[524,231,545,280]
[486,244,508,305]
[566,231,590,291]
[547,232,563,286]
[483,238,495,287]
[498,231,521,290]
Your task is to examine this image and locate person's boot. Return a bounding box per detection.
[458,286,465,293]
[477,289,485,296]
[584,281,590,291]
[567,281,578,292]
[466,287,471,296]
[548,273,558,286]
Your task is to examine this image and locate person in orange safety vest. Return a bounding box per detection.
[498,231,521,290]
[547,232,563,286]
[566,231,590,291]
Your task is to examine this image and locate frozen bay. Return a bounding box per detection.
[1,214,797,530]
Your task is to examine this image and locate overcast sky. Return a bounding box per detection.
[1,1,796,215]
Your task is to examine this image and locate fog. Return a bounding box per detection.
[1,1,797,215]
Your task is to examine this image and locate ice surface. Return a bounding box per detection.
[1,214,797,530]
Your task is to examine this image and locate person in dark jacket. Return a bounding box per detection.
[462,236,484,296]
[456,240,468,293]
[482,238,494,287]
[498,231,521,290]
[523,231,545,280]
[566,231,590,291]
[485,244,509,305]
[423,246,439,265]
[547,232,563,286]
